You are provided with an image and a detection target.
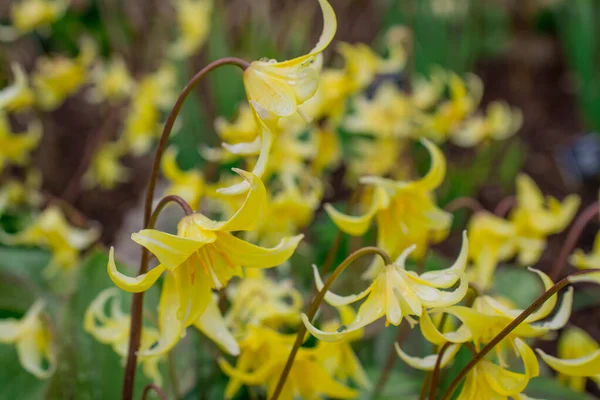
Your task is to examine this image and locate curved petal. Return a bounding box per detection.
[16,329,56,379]
[131,230,208,270]
[569,271,600,285]
[84,288,127,343]
[138,272,183,357]
[394,244,417,268]
[298,359,359,399]
[537,348,600,377]
[417,231,469,288]
[312,264,373,307]
[395,138,445,192]
[214,232,303,269]
[218,357,277,386]
[107,247,166,293]
[523,287,573,335]
[324,186,385,237]
[161,147,184,182]
[222,136,261,156]
[193,299,240,356]
[419,309,473,345]
[483,339,538,396]
[407,273,469,308]
[395,342,460,371]
[204,169,266,232]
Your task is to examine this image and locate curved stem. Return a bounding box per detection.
[550,201,599,280]
[444,197,484,214]
[270,246,393,400]
[121,58,247,400]
[440,268,600,400]
[493,195,515,218]
[429,342,451,400]
[141,384,167,400]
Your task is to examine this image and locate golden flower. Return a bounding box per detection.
[302,234,468,342]
[161,146,204,210]
[0,301,56,379]
[87,56,134,103]
[0,63,35,111]
[83,140,130,190]
[108,170,302,355]
[169,0,213,59]
[0,112,41,173]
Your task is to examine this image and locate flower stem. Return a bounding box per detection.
[440,268,599,400]
[121,57,248,400]
[493,195,515,217]
[141,384,166,400]
[428,342,451,400]
[270,246,393,400]
[550,201,599,280]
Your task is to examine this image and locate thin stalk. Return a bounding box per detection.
[550,201,599,280]
[428,342,451,400]
[440,269,600,400]
[121,58,248,400]
[270,247,393,400]
[141,384,167,400]
[493,195,515,218]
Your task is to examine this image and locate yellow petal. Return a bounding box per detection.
[214,232,303,269]
[408,273,469,308]
[296,358,358,399]
[569,271,600,285]
[523,287,573,335]
[218,357,277,386]
[161,146,184,182]
[138,271,183,357]
[419,309,473,346]
[395,342,460,371]
[537,348,600,377]
[193,298,239,356]
[16,329,56,379]
[312,264,373,307]
[324,188,387,237]
[107,247,166,293]
[516,174,544,209]
[222,136,262,155]
[0,319,23,343]
[84,288,128,343]
[132,229,208,270]
[483,339,538,396]
[203,169,266,232]
[414,231,468,288]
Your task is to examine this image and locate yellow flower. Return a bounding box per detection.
[300,68,350,123]
[302,233,468,342]
[122,64,177,155]
[0,169,42,213]
[326,139,452,275]
[420,268,572,351]
[312,124,342,173]
[570,231,600,270]
[0,112,41,173]
[218,326,358,400]
[411,67,447,110]
[465,212,516,290]
[509,174,580,265]
[0,301,56,379]
[347,136,404,180]
[87,56,134,103]
[9,205,99,277]
[451,101,523,148]
[344,82,416,139]
[83,140,130,190]
[458,338,539,400]
[107,170,302,355]
[0,63,35,111]
[32,38,96,110]
[314,306,371,390]
[161,146,204,210]
[10,0,67,34]
[242,0,336,121]
[169,0,212,59]
[225,269,303,337]
[84,289,163,385]
[537,326,600,392]
[214,103,259,146]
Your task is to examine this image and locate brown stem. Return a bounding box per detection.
[493,195,515,218]
[270,247,393,400]
[444,197,484,214]
[440,269,599,400]
[121,58,248,400]
[372,322,411,399]
[141,384,166,400]
[550,201,599,280]
[429,342,452,400]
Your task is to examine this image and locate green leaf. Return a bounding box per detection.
[525,376,593,400]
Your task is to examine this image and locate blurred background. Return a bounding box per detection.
[2,0,600,398]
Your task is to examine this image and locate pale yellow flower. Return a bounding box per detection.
[570,231,600,270]
[87,56,134,103]
[83,140,130,190]
[0,112,41,173]
[10,0,67,34]
[0,63,35,111]
[161,146,204,210]
[411,67,447,110]
[311,124,342,174]
[0,169,42,212]
[451,101,523,147]
[0,301,56,379]
[169,0,213,59]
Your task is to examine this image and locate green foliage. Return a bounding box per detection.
[525,376,593,400]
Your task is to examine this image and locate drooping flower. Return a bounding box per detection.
[108,170,302,355]
[302,233,468,342]
[161,146,204,210]
[84,289,163,385]
[0,63,35,111]
[344,82,417,139]
[0,301,56,379]
[537,325,600,392]
[326,139,452,277]
[87,56,134,104]
[169,0,213,59]
[509,174,580,265]
[9,0,67,35]
[570,232,600,270]
[0,112,41,173]
[83,140,130,190]
[218,326,358,400]
[0,169,42,213]
[32,38,96,110]
[8,205,99,278]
